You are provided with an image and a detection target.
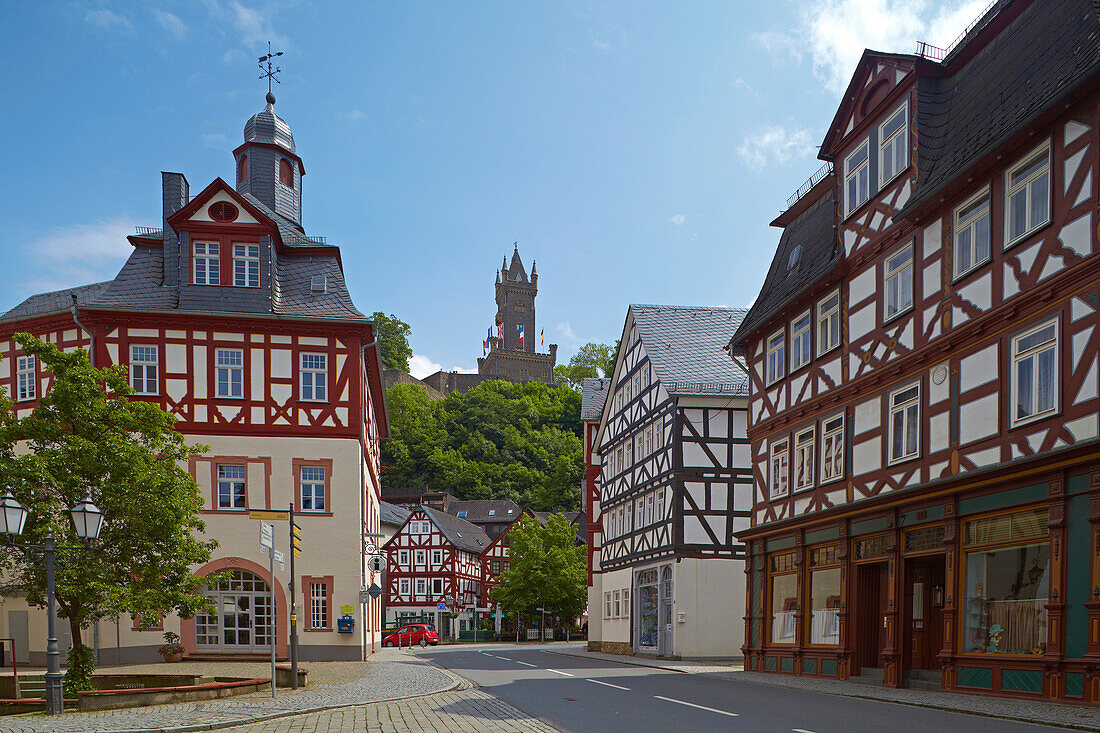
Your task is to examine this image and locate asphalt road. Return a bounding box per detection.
[418,643,1080,733]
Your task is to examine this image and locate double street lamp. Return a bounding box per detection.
[0,490,104,715]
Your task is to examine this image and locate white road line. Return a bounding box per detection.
[547,669,574,677]
[653,695,739,717]
[792,729,817,733]
[516,661,537,667]
[587,679,629,691]
[494,655,511,660]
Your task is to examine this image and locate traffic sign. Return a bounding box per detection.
[260,521,274,549]
[359,590,371,604]
[437,602,447,610]
[274,550,285,570]
[367,583,383,600]
[250,510,290,521]
[367,555,385,574]
[291,523,301,558]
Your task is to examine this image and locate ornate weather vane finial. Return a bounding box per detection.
[258,41,283,104]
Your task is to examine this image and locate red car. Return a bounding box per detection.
[383,623,439,647]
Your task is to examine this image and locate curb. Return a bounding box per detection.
[7,655,464,733]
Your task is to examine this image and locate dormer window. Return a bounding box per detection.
[237,155,248,183]
[878,101,908,188]
[279,159,294,188]
[193,242,220,285]
[233,244,260,287]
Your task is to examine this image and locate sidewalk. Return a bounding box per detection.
[0,648,458,733]
[549,645,1100,731]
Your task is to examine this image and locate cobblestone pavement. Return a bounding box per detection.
[218,687,558,733]
[0,649,456,733]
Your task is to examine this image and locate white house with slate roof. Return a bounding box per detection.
[0,92,389,664]
[591,305,751,658]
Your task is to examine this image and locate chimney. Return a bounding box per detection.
[161,172,189,287]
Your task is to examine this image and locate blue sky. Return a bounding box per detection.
[0,0,986,377]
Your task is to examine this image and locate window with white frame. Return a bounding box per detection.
[16,355,35,401]
[414,549,426,565]
[656,488,665,522]
[794,427,815,492]
[232,243,260,287]
[432,549,442,566]
[953,188,991,279]
[432,578,443,595]
[129,345,158,395]
[790,311,811,372]
[844,138,870,216]
[415,578,426,596]
[766,329,786,385]
[193,242,220,285]
[300,353,327,401]
[889,383,921,463]
[623,588,630,617]
[820,415,845,483]
[1012,319,1059,425]
[646,493,654,526]
[216,464,246,509]
[625,503,633,533]
[878,102,908,187]
[605,592,612,618]
[399,578,410,595]
[309,582,328,629]
[1005,142,1051,247]
[817,290,841,354]
[300,465,326,512]
[770,438,789,499]
[613,590,621,617]
[883,244,913,321]
[398,549,409,567]
[215,349,243,398]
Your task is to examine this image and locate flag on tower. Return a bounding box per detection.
[540,329,544,347]
[518,325,525,346]
[497,322,503,341]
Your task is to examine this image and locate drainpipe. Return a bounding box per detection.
[360,330,380,656]
[69,296,94,368]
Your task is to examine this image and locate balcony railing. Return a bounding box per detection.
[915,0,999,62]
[785,162,833,210]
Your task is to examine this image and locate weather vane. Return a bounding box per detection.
[258,41,283,97]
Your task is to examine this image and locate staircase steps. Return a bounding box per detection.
[906,669,943,690]
[847,667,885,686]
[17,673,45,699]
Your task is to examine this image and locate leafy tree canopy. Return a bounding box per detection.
[372,312,413,373]
[491,514,587,624]
[553,341,618,390]
[381,380,582,510]
[0,335,216,656]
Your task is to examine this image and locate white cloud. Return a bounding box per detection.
[732,76,754,94]
[21,218,136,294]
[449,365,477,374]
[223,49,245,65]
[668,214,686,226]
[408,354,442,379]
[85,8,132,32]
[737,125,815,171]
[229,1,289,48]
[555,322,584,348]
[202,132,229,150]
[153,9,187,39]
[756,0,991,94]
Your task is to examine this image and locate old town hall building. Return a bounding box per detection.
[730,0,1100,704]
[0,92,390,663]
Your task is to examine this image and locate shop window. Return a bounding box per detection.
[769,551,797,644]
[962,507,1049,655]
[807,545,840,645]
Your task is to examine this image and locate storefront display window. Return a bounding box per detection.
[808,545,841,645]
[769,552,797,644]
[637,568,659,649]
[962,507,1049,655]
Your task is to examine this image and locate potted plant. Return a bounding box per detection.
[157,631,184,662]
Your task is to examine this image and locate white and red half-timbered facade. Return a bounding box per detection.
[592,305,751,658]
[0,93,389,664]
[581,378,610,650]
[731,0,1100,703]
[384,507,487,637]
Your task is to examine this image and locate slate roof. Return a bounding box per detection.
[727,188,839,350]
[580,378,611,421]
[240,194,330,249]
[530,510,586,545]
[0,282,111,322]
[422,506,491,554]
[380,500,411,527]
[898,0,1100,218]
[244,101,296,154]
[85,246,178,310]
[272,252,366,319]
[630,305,750,396]
[448,499,520,524]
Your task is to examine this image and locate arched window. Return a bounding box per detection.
[279,159,294,188]
[237,155,248,183]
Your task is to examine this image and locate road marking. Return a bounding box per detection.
[587,679,629,690]
[516,661,537,667]
[494,655,511,660]
[547,669,574,677]
[653,695,738,717]
[792,729,816,733]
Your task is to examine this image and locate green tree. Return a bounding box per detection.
[381,380,583,510]
[371,312,413,373]
[553,341,618,390]
[492,514,586,635]
[0,334,217,681]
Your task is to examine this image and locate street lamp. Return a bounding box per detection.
[0,490,104,715]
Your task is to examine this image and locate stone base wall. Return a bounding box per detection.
[591,641,632,655]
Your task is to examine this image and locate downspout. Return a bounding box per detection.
[69,296,94,368]
[360,331,380,656]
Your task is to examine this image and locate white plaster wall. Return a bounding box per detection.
[597,567,633,644]
[673,558,744,659]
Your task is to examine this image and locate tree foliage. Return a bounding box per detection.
[553,341,617,390]
[491,514,587,625]
[0,334,217,652]
[371,312,413,373]
[381,380,582,510]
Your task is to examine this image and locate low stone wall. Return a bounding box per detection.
[591,641,632,655]
[77,678,269,712]
[93,673,209,690]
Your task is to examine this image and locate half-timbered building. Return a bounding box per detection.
[384,507,488,637]
[582,378,611,650]
[0,93,390,664]
[592,305,751,658]
[730,0,1100,703]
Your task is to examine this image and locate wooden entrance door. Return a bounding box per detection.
[904,557,945,671]
[855,563,888,671]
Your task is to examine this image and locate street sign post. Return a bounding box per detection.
[288,506,299,690]
[249,509,290,521]
[260,521,273,549]
[359,589,371,604]
[367,583,383,599]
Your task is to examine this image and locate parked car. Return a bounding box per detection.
[383,624,439,647]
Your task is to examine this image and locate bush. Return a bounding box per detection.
[63,644,95,696]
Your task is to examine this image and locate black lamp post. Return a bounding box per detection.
[0,490,104,715]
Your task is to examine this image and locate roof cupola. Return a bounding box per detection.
[234,92,304,226]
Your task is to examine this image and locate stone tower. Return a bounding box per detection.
[234,92,304,225]
[495,245,537,352]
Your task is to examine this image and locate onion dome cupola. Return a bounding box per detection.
[234,92,304,225]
